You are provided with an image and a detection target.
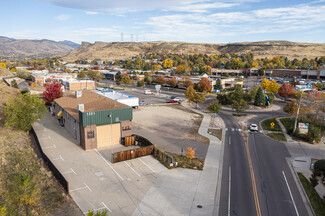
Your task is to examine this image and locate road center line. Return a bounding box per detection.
[229,137,231,145]
[94,149,124,181]
[282,171,299,216]
[124,161,141,177]
[228,166,231,216]
[138,158,156,173]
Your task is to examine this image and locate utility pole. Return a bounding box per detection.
[292,92,303,135]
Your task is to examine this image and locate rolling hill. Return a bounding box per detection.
[0,36,78,58]
[62,41,325,62]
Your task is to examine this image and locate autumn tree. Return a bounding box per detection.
[192,92,206,108]
[4,93,47,131]
[115,71,122,85]
[313,82,323,91]
[43,81,63,102]
[152,64,162,71]
[283,100,298,117]
[185,147,196,162]
[261,78,279,94]
[197,77,212,92]
[87,70,103,80]
[176,64,189,74]
[207,99,221,113]
[278,83,295,101]
[137,80,145,87]
[162,59,173,69]
[183,77,194,88]
[167,77,178,88]
[156,75,167,84]
[231,99,249,114]
[121,75,131,85]
[77,71,86,79]
[0,62,6,68]
[185,86,196,103]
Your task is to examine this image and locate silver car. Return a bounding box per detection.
[249,124,258,131]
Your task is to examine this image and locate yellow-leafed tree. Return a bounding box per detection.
[261,78,279,94]
[162,59,174,69]
[186,147,196,161]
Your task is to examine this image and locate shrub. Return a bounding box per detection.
[308,126,322,143]
[217,94,230,105]
[314,160,325,172]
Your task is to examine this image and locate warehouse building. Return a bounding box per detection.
[54,90,133,150]
[62,79,95,91]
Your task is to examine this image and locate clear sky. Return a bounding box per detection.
[2,0,325,44]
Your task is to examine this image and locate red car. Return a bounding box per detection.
[166,100,181,104]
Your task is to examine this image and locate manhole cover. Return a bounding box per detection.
[197,205,203,208]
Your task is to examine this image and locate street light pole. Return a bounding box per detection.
[292,93,303,135]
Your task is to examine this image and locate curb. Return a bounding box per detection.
[286,158,315,216]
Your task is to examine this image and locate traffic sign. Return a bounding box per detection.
[244,121,247,125]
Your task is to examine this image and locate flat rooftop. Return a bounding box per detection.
[95,90,134,100]
[54,90,129,121]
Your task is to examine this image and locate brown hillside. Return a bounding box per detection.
[62,41,325,62]
[0,67,13,76]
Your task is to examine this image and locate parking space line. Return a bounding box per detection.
[95,149,124,181]
[51,154,64,161]
[63,168,77,175]
[43,144,56,149]
[124,161,141,177]
[83,202,112,215]
[138,158,156,173]
[102,202,112,212]
[70,183,91,192]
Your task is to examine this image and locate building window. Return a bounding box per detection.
[87,131,94,139]
[115,117,119,122]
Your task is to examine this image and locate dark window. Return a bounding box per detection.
[87,131,94,139]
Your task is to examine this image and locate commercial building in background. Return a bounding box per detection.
[54,90,133,150]
[265,69,324,79]
[62,79,95,91]
[31,73,75,86]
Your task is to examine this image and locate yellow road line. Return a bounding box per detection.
[242,133,262,216]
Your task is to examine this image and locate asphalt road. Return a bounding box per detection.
[217,107,309,216]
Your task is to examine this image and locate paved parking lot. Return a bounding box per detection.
[33,112,206,215]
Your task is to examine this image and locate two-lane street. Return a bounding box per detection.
[217,107,309,216]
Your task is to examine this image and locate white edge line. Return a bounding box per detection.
[228,166,231,216]
[84,182,92,191]
[138,158,156,173]
[95,149,124,181]
[102,202,112,212]
[124,161,141,177]
[282,171,299,216]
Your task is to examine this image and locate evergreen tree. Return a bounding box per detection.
[254,87,265,106]
[214,79,222,90]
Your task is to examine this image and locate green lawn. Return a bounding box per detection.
[261,118,282,132]
[297,172,325,216]
[279,118,295,134]
[266,133,287,141]
[232,113,247,117]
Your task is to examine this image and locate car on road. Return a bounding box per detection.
[144,90,153,95]
[166,100,181,104]
[249,124,258,131]
[170,96,183,101]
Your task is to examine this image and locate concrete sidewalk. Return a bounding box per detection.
[182,102,225,216]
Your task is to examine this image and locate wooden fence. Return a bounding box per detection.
[112,135,154,163]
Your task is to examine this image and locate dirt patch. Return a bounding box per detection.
[133,105,208,143]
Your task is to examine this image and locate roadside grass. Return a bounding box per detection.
[266,133,287,141]
[280,118,325,144]
[232,113,247,117]
[297,172,325,216]
[153,146,204,170]
[208,129,223,141]
[262,118,282,132]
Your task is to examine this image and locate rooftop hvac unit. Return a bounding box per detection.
[78,104,84,112]
[75,90,82,98]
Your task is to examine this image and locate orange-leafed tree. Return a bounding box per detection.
[167,77,178,88]
[278,83,295,101]
[186,147,196,162]
[198,77,212,92]
[43,81,63,102]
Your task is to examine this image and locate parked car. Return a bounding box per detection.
[166,100,181,104]
[249,124,258,131]
[139,101,148,106]
[171,96,183,102]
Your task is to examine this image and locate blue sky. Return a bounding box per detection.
[2,0,325,44]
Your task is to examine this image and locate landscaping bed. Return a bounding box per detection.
[297,172,325,216]
[266,133,287,141]
[208,129,223,141]
[261,118,282,132]
[153,147,204,170]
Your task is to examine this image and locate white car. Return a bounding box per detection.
[249,124,258,131]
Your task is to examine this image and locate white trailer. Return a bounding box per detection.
[94,90,139,109]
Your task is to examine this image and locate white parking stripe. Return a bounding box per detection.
[102,202,112,213]
[138,158,156,173]
[124,161,141,177]
[95,149,124,181]
[70,183,91,192]
[282,171,299,216]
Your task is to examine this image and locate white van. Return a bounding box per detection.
[144,90,152,95]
